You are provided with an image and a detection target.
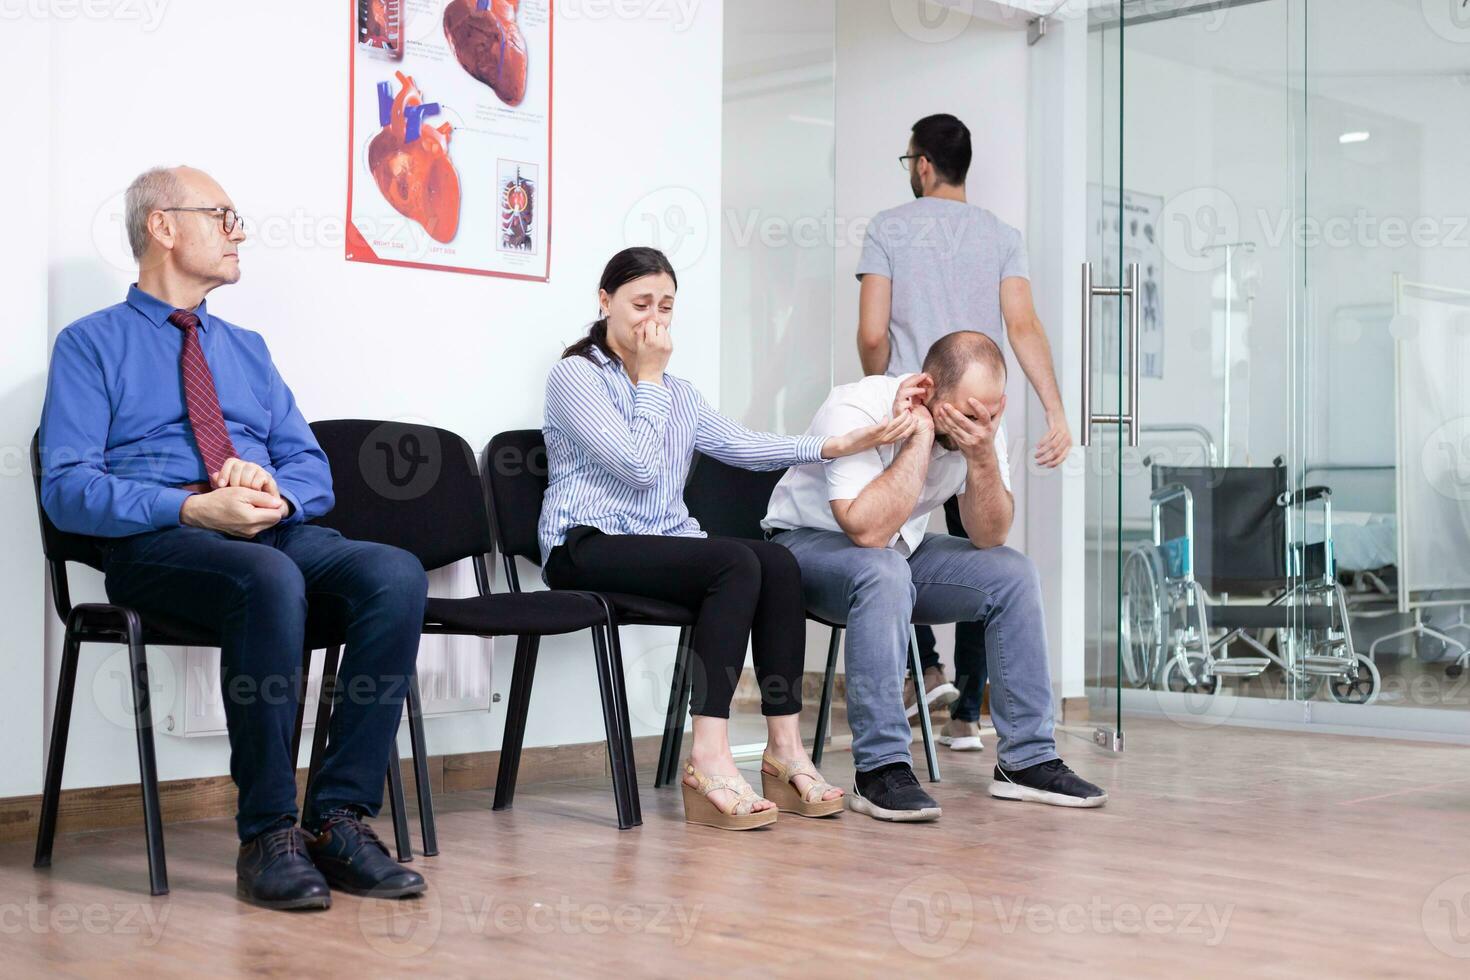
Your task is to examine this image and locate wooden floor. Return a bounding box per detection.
[1,718,1467,978]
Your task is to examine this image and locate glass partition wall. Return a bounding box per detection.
[721,0,836,752]
[718,0,1470,756]
[1089,0,1470,741]
[1297,0,1470,729]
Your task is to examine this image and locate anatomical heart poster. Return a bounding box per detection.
[346,0,552,280]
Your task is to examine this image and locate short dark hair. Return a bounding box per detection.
[922,331,1006,394]
[911,114,971,186]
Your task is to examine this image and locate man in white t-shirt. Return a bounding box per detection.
[764,332,1107,821]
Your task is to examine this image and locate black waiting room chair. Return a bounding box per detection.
[28,432,355,896]
[681,453,941,783]
[308,420,642,830]
[482,430,700,794]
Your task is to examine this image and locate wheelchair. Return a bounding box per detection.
[1120,458,1381,704]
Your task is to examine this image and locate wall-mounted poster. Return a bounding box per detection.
[347,0,552,281]
[1087,185,1164,378]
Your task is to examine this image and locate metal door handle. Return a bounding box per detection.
[1079,261,1140,448]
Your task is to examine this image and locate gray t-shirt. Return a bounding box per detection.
[856,197,1029,376]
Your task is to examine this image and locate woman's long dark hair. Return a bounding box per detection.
[562,246,678,361]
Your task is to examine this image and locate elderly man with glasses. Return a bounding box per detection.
[38,165,430,911]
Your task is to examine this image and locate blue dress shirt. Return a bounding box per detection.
[39,284,334,538]
[538,343,827,564]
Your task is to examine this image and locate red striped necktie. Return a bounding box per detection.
[168,309,238,477]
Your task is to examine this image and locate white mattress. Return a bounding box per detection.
[1305,510,1398,572]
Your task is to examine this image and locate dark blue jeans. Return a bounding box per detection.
[914,496,988,723]
[101,523,428,842]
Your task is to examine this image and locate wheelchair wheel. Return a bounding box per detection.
[1161,653,1220,695]
[1121,546,1167,688]
[1327,654,1381,705]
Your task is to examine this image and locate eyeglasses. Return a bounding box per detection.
[162,207,245,235]
[898,154,922,172]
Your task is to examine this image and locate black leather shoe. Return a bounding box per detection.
[236,824,332,911]
[306,809,427,898]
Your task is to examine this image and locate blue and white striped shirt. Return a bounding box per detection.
[539,344,827,564]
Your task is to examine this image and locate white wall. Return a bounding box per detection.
[833,2,1035,671]
[16,0,724,795]
[0,17,50,800]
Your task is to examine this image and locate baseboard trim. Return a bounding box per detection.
[0,734,666,845]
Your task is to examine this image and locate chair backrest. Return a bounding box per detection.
[483,429,549,564]
[31,429,111,621]
[684,452,786,541]
[1151,461,1286,591]
[310,419,493,572]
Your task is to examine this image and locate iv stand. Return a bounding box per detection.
[1201,241,1256,464]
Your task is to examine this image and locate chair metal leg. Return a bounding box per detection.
[812,627,842,767]
[404,671,438,856]
[493,635,538,811]
[385,740,413,862]
[601,613,641,824]
[654,626,692,788]
[663,635,696,788]
[591,625,636,830]
[34,630,81,871]
[126,618,169,896]
[303,645,341,811]
[910,626,940,783]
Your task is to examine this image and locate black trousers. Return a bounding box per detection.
[914,496,989,723]
[545,527,805,719]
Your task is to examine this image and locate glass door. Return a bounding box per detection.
[1085,0,1309,743]
[1081,0,1469,745]
[1082,5,1127,746]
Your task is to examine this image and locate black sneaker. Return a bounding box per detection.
[236,823,332,911]
[849,763,941,822]
[306,808,427,898]
[989,759,1108,808]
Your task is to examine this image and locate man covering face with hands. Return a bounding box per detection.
[763,332,1108,822]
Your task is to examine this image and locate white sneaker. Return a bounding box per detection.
[936,719,983,752]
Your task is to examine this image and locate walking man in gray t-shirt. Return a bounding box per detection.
[856,113,1071,750]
